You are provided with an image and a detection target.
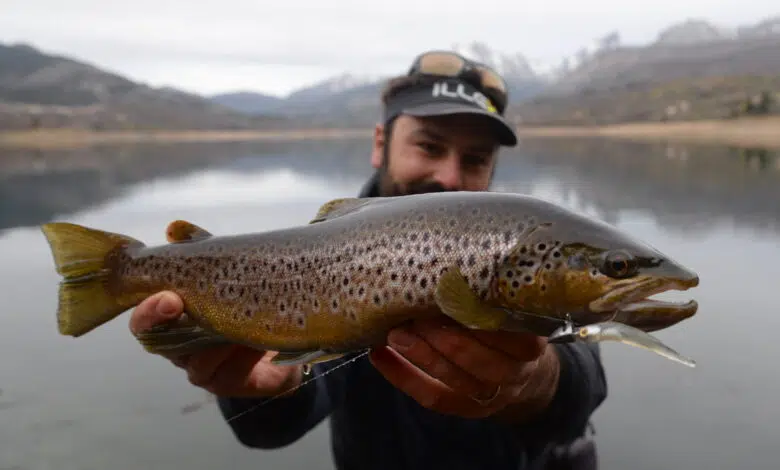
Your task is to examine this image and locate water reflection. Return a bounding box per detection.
[508,138,780,238]
[0,138,374,232]
[0,138,779,470]
[2,138,779,238]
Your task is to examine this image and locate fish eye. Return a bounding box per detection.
[601,250,638,278]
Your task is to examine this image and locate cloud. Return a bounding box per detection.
[2,0,777,95]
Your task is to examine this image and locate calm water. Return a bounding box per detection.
[0,138,778,470]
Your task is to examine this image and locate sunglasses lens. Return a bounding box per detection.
[417,52,465,76]
[475,65,507,94]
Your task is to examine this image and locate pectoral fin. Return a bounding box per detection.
[135,316,232,357]
[434,266,507,330]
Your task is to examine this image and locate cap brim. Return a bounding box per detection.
[401,102,517,146]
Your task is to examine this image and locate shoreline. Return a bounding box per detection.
[1,116,780,150]
[0,128,371,149]
[514,116,780,149]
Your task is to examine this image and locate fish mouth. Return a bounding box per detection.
[589,276,699,332]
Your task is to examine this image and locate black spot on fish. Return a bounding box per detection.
[420,278,428,288]
[480,267,490,279]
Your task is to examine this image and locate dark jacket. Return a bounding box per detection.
[217,173,608,470]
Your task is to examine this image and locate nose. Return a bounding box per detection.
[432,152,464,190]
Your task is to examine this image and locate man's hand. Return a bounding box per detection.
[129,291,302,398]
[369,316,560,420]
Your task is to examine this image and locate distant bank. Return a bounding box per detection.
[0,128,371,149]
[514,116,780,149]
[1,116,779,150]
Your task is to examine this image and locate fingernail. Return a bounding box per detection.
[389,329,415,350]
[156,293,180,317]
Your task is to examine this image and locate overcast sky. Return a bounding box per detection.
[2,1,777,97]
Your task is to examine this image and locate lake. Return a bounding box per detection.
[1,137,778,470]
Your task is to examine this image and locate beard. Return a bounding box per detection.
[376,165,457,197]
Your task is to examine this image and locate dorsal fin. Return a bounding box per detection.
[309,197,375,224]
[165,220,214,243]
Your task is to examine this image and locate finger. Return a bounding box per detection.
[185,346,238,388]
[369,347,506,418]
[469,329,547,362]
[386,328,494,399]
[208,348,276,396]
[409,320,522,385]
[128,291,184,335]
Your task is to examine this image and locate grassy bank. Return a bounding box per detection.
[515,116,780,149]
[3,116,780,150]
[0,128,371,149]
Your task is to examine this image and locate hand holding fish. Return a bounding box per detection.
[369,316,560,420]
[128,291,303,398]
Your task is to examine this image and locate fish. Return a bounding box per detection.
[548,321,696,368]
[39,191,700,367]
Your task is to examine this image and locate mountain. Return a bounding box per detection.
[210,91,284,115]
[0,42,291,131]
[3,14,780,132]
[508,16,780,125]
[208,42,548,127]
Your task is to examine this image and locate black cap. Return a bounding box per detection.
[383,78,517,146]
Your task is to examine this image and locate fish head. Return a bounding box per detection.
[494,206,699,332]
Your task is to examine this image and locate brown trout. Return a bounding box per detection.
[40,191,700,366]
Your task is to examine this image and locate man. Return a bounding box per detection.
[129,50,607,470]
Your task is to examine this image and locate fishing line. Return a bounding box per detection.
[224,349,371,424]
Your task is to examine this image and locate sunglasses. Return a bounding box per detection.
[407,50,509,113]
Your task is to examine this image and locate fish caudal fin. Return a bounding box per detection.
[40,222,144,337]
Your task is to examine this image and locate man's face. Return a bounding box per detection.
[370,113,501,196]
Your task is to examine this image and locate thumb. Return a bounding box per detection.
[129,291,184,335]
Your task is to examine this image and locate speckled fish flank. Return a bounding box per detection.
[39,191,700,366]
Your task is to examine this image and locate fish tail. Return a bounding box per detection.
[40,222,145,337]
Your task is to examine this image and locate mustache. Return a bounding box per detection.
[402,180,456,195]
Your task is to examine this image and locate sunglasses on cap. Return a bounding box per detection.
[407,50,509,114]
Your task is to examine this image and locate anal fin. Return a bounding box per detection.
[270,350,346,366]
[135,315,232,357]
[434,266,508,330]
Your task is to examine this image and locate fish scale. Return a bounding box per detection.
[40,191,701,367]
